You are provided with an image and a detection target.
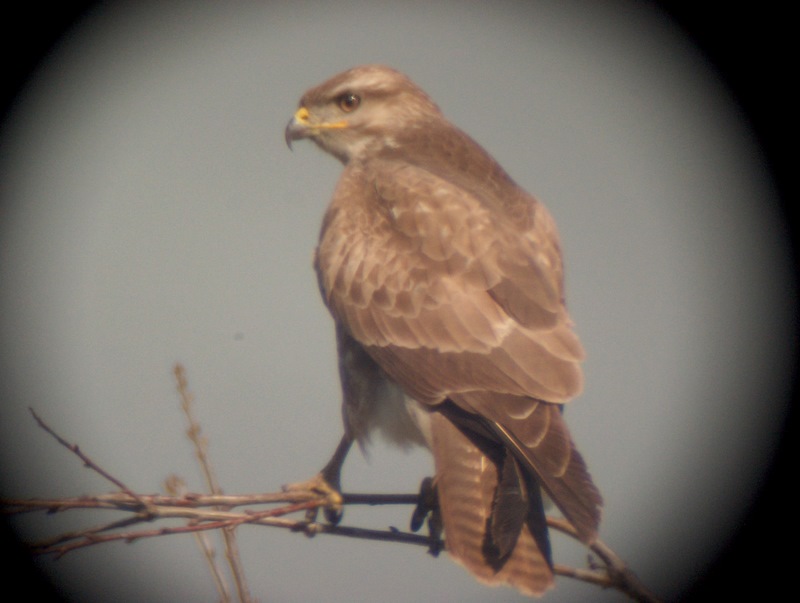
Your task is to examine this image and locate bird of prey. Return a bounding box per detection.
[285,65,602,597]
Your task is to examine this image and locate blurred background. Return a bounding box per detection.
[1,2,795,601]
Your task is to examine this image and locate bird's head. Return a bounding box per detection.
[285,65,442,163]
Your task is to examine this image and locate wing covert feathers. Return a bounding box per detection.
[316,160,584,405]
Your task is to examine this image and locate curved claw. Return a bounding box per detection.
[410,476,437,532]
[410,476,443,556]
[285,434,353,527]
[283,472,344,526]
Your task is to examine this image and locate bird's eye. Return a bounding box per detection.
[337,93,361,112]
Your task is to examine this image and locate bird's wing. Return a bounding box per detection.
[317,157,584,405]
[317,157,601,545]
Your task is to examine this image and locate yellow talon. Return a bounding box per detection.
[284,473,344,524]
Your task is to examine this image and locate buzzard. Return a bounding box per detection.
[285,65,602,596]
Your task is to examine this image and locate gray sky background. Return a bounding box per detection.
[0,2,794,601]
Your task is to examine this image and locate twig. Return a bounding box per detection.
[23,499,324,558]
[548,517,660,603]
[1,491,323,514]
[28,408,153,513]
[174,364,252,603]
[165,475,232,603]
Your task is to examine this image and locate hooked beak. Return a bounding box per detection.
[284,107,311,150]
[284,106,349,150]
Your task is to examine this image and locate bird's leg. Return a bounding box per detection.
[410,477,435,532]
[410,476,443,556]
[284,433,353,525]
[317,433,353,523]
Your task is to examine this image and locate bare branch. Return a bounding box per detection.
[548,517,660,603]
[3,487,658,601]
[173,363,252,603]
[165,474,232,603]
[27,408,153,513]
[3,406,661,602]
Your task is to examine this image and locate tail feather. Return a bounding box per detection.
[452,392,603,544]
[430,413,555,596]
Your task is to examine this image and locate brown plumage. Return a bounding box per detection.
[285,65,602,596]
